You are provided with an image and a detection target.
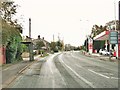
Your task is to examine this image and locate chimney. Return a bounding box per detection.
[29,18,31,38]
[38,35,40,39]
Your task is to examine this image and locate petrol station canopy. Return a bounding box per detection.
[93,30,110,41]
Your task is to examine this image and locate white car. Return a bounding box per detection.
[99,49,110,55]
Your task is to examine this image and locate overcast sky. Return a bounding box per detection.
[13,0,119,46]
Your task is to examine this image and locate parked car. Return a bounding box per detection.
[99,49,110,55]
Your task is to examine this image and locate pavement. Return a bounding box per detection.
[1,54,43,89]
[81,50,118,62]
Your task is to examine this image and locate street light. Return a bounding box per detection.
[80,19,89,52]
[113,0,118,59]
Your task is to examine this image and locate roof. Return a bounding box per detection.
[93,30,110,40]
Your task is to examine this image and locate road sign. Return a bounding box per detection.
[109,31,118,44]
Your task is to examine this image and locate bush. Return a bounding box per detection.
[2,21,23,63]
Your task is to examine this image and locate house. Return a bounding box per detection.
[32,35,50,53]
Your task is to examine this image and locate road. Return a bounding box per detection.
[6,51,118,88]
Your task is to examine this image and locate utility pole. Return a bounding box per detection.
[118,1,120,59]
[29,18,34,61]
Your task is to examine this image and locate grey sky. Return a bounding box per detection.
[14,0,119,46]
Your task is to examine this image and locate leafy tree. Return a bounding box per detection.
[35,41,45,54]
[1,1,17,23]
[91,25,106,38]
[36,41,45,50]
[56,41,63,51]
[1,1,23,63]
[4,24,22,63]
[1,1,23,33]
[50,42,58,52]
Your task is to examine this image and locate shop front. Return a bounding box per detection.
[93,30,118,58]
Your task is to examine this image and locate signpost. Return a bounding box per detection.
[109,31,118,60]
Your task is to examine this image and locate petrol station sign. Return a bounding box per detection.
[109,31,118,44]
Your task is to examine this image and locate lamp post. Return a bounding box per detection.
[80,20,93,54]
[114,0,118,59]
[80,19,90,52]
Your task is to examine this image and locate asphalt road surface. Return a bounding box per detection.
[7,51,118,88]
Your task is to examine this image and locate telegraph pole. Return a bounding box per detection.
[29,18,34,61]
[118,1,120,59]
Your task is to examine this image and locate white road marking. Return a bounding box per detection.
[76,64,118,80]
[88,69,110,79]
[71,53,118,73]
[110,77,119,80]
[103,73,114,75]
[88,69,119,80]
[76,64,83,68]
[59,54,95,88]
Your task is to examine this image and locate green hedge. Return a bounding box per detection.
[2,20,23,63]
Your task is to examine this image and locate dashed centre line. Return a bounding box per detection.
[59,54,95,88]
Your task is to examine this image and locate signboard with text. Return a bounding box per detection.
[109,31,118,44]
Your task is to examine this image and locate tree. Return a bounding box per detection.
[36,41,45,50]
[1,1,17,23]
[50,42,58,52]
[1,1,23,33]
[1,1,23,63]
[35,41,45,54]
[91,25,106,38]
[56,41,63,51]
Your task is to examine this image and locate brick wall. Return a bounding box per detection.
[0,47,6,65]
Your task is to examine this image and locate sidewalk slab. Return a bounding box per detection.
[2,55,41,88]
[81,51,118,62]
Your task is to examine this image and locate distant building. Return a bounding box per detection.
[32,35,50,52]
[65,44,71,51]
[105,20,119,31]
